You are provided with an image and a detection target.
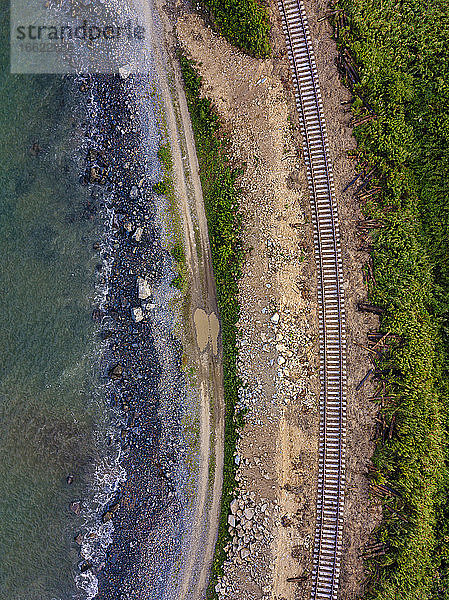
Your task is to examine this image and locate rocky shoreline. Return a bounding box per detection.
[70,72,193,600]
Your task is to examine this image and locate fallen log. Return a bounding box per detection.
[343,172,364,192]
[358,187,382,201]
[351,115,377,127]
[367,331,385,341]
[287,576,308,583]
[356,220,382,230]
[363,550,386,559]
[384,503,408,523]
[358,302,385,315]
[356,369,374,390]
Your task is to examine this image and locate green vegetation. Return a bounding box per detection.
[179,54,245,598]
[332,1,449,598]
[152,180,169,195]
[155,143,188,292]
[199,0,271,57]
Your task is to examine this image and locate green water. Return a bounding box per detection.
[0,19,103,600]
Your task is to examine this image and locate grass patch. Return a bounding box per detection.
[331,1,449,598]
[155,143,188,294]
[179,53,246,598]
[199,0,271,58]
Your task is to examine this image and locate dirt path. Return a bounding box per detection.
[138,1,224,598]
[138,0,380,597]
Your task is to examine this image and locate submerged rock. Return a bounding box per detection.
[70,501,81,515]
[79,560,92,572]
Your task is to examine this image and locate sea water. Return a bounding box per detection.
[0,2,194,598]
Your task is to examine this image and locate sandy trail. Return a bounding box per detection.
[137,1,225,598]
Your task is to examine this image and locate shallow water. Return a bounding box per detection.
[0,3,197,598]
[0,72,103,600]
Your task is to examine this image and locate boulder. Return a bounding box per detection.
[108,364,123,380]
[230,499,239,515]
[132,226,144,242]
[137,277,152,299]
[131,307,144,323]
[70,501,81,515]
[244,507,255,520]
[228,515,236,528]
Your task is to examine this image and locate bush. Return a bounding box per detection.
[332,1,449,597]
[199,0,271,58]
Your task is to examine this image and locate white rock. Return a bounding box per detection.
[240,548,250,560]
[118,64,132,79]
[230,499,239,515]
[137,277,152,299]
[228,515,236,528]
[270,312,280,324]
[132,226,144,242]
[277,356,286,365]
[131,307,144,322]
[244,507,255,520]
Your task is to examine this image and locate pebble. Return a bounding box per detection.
[244,507,254,520]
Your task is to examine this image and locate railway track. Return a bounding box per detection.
[277,1,347,598]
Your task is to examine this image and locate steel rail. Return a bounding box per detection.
[277,1,347,598]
